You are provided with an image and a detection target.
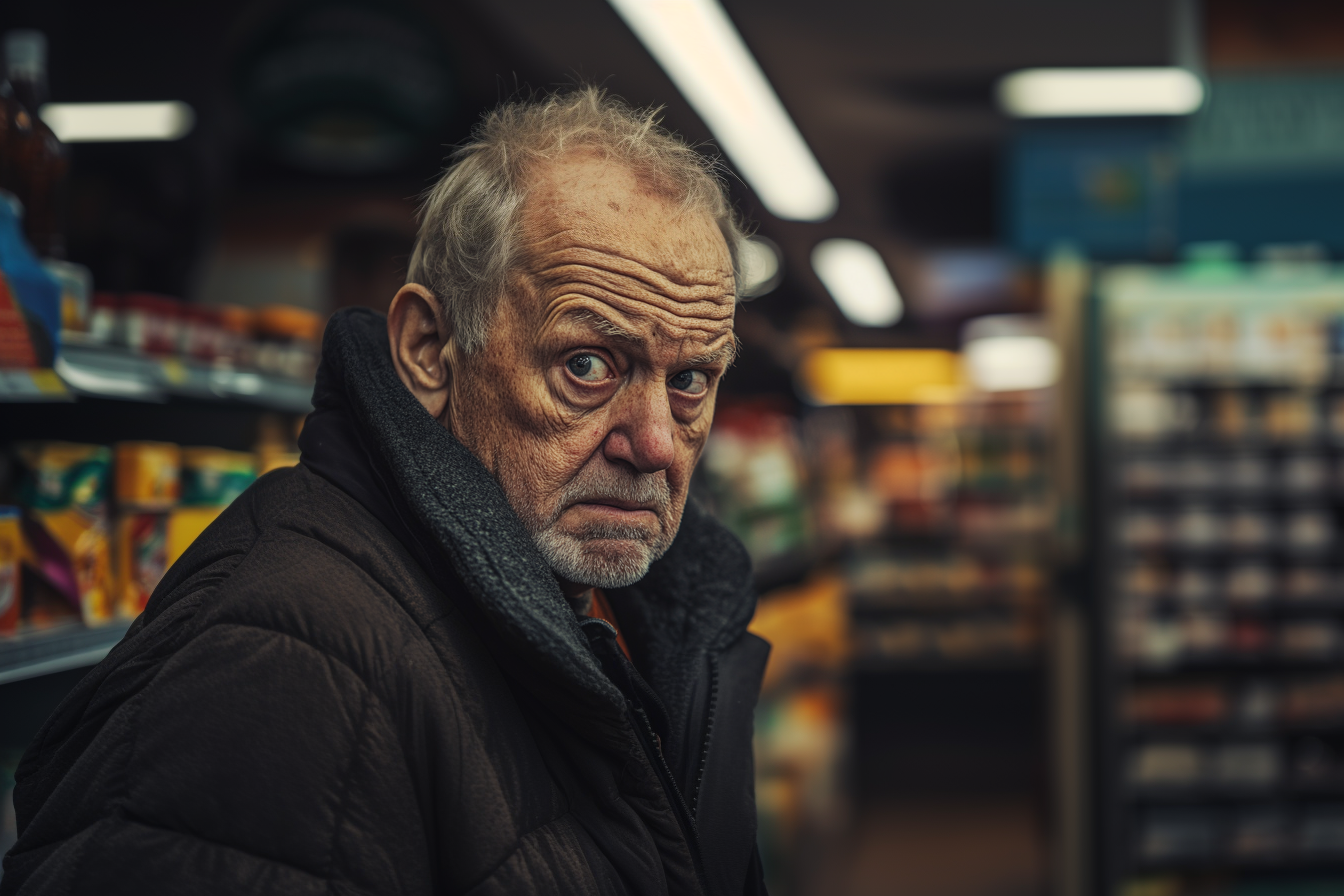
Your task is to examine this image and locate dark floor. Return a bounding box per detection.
[808,798,1047,896]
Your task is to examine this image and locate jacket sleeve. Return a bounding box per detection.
[8,623,431,896]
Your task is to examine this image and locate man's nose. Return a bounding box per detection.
[602,380,676,475]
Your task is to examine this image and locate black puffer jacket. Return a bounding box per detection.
[2,309,770,896]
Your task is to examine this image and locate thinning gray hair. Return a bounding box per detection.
[406,86,746,354]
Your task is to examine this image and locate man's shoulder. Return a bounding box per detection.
[154,464,468,681]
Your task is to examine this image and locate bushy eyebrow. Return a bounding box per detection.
[562,308,641,343]
[560,307,739,368]
[682,336,740,369]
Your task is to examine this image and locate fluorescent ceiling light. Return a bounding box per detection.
[996,68,1205,118]
[963,336,1059,391]
[811,238,903,327]
[798,349,963,406]
[39,101,195,142]
[738,235,783,297]
[606,0,838,221]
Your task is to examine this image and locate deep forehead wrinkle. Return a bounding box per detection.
[545,294,734,343]
[529,236,736,303]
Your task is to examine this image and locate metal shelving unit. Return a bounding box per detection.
[0,623,132,687]
[1,338,312,413]
[1091,264,1344,895]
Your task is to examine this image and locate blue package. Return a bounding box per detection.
[0,191,61,367]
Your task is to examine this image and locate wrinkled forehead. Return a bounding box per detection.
[518,153,736,302]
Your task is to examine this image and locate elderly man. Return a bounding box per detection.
[2,89,768,896]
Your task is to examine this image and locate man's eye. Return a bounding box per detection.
[670,369,709,395]
[565,353,610,382]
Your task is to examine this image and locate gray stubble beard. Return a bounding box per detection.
[515,465,677,590]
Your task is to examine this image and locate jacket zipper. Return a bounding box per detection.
[629,701,711,893]
[580,619,711,894]
[689,654,718,819]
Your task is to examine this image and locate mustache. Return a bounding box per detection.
[553,466,671,520]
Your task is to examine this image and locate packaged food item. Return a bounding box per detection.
[179,447,255,507]
[1284,566,1330,604]
[86,291,120,344]
[178,305,224,363]
[1129,743,1204,788]
[1281,454,1329,494]
[0,190,60,368]
[1225,564,1275,608]
[1279,620,1341,659]
[114,441,180,510]
[1284,510,1333,554]
[214,304,254,369]
[120,292,179,356]
[15,442,113,624]
[1172,567,1214,606]
[1121,511,1167,550]
[1226,453,1270,493]
[1173,506,1221,550]
[0,507,22,636]
[1123,684,1227,727]
[1209,742,1280,788]
[1225,508,1272,550]
[40,258,91,333]
[167,447,258,568]
[114,511,168,618]
[253,304,322,380]
[1281,676,1344,724]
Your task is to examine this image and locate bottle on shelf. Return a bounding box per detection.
[2,30,67,261]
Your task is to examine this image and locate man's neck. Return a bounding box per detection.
[558,578,595,615]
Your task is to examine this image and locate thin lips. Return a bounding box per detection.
[573,497,658,512]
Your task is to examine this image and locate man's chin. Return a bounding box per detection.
[534,531,659,591]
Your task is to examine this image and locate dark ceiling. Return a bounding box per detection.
[1,0,1179,339]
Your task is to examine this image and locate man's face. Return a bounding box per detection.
[448,154,736,591]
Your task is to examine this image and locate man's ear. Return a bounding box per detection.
[387,283,454,421]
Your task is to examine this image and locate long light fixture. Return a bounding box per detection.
[606,0,838,221]
[996,68,1205,118]
[811,238,903,327]
[798,349,963,406]
[39,102,195,143]
[961,314,1059,392]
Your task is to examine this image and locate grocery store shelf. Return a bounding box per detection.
[0,622,133,686]
[0,341,312,413]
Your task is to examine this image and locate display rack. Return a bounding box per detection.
[0,338,312,413]
[0,622,132,686]
[1093,264,1344,895]
[845,403,1051,672]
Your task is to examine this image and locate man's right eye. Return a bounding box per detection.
[565,354,610,382]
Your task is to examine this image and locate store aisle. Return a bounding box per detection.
[811,799,1046,896]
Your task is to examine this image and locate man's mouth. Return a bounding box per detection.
[576,497,656,512]
[567,499,660,524]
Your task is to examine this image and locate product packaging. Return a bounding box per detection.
[16,442,113,625]
[0,507,22,636]
[0,190,60,368]
[114,512,169,618]
[112,442,180,617]
[168,447,257,566]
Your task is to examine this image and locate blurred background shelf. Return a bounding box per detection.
[0,623,131,687]
[1,341,313,413]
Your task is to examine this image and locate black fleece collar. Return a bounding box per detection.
[301,309,756,732]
